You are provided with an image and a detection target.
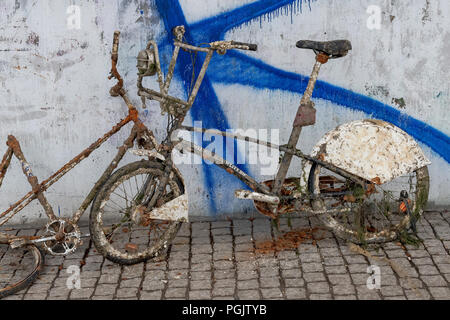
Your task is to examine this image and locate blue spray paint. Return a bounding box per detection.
[155,0,251,214]
[152,0,449,214]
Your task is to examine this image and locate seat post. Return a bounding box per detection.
[271,53,329,200]
[301,52,329,104]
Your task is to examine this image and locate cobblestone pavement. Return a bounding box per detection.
[1,211,449,300]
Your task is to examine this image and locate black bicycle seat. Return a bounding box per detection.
[296,40,352,58]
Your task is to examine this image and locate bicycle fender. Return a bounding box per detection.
[301,119,431,185]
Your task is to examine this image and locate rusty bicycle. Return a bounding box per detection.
[0,25,430,298]
[130,26,430,244]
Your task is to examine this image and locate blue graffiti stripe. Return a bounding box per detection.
[189,0,313,41]
[153,0,449,214]
[187,0,450,163]
[155,0,251,214]
[207,51,450,162]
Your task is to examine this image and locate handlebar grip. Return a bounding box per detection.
[112,31,120,60]
[231,41,257,51]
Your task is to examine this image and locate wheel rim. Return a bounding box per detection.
[310,165,429,243]
[94,167,182,261]
[0,244,43,297]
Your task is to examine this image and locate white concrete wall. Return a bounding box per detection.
[0,0,449,224]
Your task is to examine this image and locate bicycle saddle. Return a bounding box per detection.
[296,40,352,58]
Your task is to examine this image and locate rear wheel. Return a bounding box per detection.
[309,163,429,244]
[0,244,44,299]
[89,160,184,265]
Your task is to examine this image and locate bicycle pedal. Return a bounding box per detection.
[234,190,280,204]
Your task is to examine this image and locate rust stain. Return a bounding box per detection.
[371,177,382,185]
[254,227,326,254]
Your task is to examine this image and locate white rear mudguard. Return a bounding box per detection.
[300,119,431,187]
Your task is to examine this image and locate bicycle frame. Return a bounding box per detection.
[0,71,159,246]
[136,33,366,200]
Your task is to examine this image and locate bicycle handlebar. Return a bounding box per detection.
[208,40,258,54]
[230,41,258,51]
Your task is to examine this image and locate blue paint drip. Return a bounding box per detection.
[189,0,315,42]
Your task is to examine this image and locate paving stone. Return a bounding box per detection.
[327,274,352,286]
[98,273,120,284]
[259,266,279,277]
[26,283,52,294]
[356,285,381,300]
[164,287,186,299]
[380,285,404,297]
[116,287,138,299]
[281,269,302,279]
[191,253,212,264]
[332,283,356,295]
[303,272,326,282]
[212,270,234,280]
[95,284,117,296]
[307,282,330,294]
[23,293,46,300]
[168,270,189,279]
[212,287,235,297]
[120,277,141,288]
[261,287,283,299]
[69,288,95,300]
[214,260,234,270]
[140,290,162,300]
[284,277,305,287]
[404,289,431,300]
[309,293,332,300]
[429,287,450,299]
[302,262,324,273]
[237,289,260,300]
[237,270,258,280]
[323,256,345,266]
[436,264,450,274]
[285,287,307,299]
[325,265,348,274]
[237,279,259,290]
[417,264,440,275]
[420,275,447,287]
[260,277,281,288]
[189,290,211,300]
[190,279,212,290]
[334,295,357,300]
[279,259,299,270]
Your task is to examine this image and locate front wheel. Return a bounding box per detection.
[89,160,184,265]
[309,164,430,244]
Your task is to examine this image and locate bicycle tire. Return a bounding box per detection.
[89,160,184,265]
[309,164,430,244]
[0,244,45,299]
